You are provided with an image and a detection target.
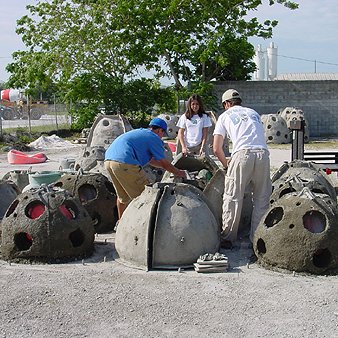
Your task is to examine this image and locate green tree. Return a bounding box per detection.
[7,0,298,120]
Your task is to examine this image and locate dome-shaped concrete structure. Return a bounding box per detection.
[156,113,179,140]
[253,188,338,274]
[261,113,290,144]
[1,186,94,262]
[86,114,133,148]
[277,107,310,143]
[271,160,336,202]
[115,183,219,270]
[53,172,117,233]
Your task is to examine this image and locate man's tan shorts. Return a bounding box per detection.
[104,160,150,204]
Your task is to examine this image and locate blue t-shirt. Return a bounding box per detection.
[104,128,165,166]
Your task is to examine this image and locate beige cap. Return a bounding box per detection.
[222,89,241,103]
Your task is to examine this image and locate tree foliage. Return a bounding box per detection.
[6,0,298,123]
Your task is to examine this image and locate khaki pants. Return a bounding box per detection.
[222,149,272,242]
[104,160,150,204]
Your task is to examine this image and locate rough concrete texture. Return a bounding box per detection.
[1,186,95,261]
[271,160,336,202]
[161,153,219,191]
[278,106,310,142]
[115,183,219,270]
[261,113,291,144]
[203,169,253,238]
[2,170,29,192]
[156,113,179,139]
[0,180,19,221]
[86,114,133,149]
[74,145,106,171]
[54,172,118,233]
[254,188,338,274]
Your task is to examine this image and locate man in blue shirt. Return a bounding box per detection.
[105,117,186,220]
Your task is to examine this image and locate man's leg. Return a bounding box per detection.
[222,150,254,243]
[250,150,272,241]
[116,199,128,219]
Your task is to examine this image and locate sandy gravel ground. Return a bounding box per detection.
[0,144,337,338]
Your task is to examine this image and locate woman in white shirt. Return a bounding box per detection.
[176,94,212,156]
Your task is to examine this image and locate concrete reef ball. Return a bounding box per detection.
[54,172,117,233]
[156,113,179,139]
[271,160,336,202]
[261,113,290,144]
[86,114,133,149]
[115,182,220,270]
[277,106,309,143]
[254,188,338,274]
[1,186,95,262]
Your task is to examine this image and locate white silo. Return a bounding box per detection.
[267,42,278,80]
[253,44,265,81]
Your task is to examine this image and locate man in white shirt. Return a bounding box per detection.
[213,89,272,248]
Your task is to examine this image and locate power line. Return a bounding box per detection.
[277,54,338,67]
[259,50,338,68]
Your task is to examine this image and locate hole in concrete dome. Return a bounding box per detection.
[84,151,90,157]
[312,248,331,268]
[54,182,63,188]
[267,124,272,129]
[60,201,78,219]
[69,228,85,247]
[102,119,109,126]
[164,115,170,120]
[256,238,266,254]
[264,206,283,228]
[14,232,33,251]
[75,164,81,171]
[78,184,97,203]
[289,224,295,229]
[296,201,301,206]
[276,131,281,136]
[303,211,326,233]
[284,134,288,139]
[59,204,75,219]
[168,128,173,133]
[269,199,275,204]
[279,187,296,199]
[268,136,273,141]
[6,199,19,217]
[26,201,46,219]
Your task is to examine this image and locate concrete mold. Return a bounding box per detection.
[115,183,220,270]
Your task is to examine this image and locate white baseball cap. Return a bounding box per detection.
[222,89,241,103]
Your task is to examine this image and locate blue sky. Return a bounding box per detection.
[1,0,338,83]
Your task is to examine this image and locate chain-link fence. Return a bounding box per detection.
[0,103,72,137]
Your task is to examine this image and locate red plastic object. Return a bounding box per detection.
[27,203,46,219]
[166,142,177,153]
[59,204,74,219]
[325,168,332,175]
[7,149,47,165]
